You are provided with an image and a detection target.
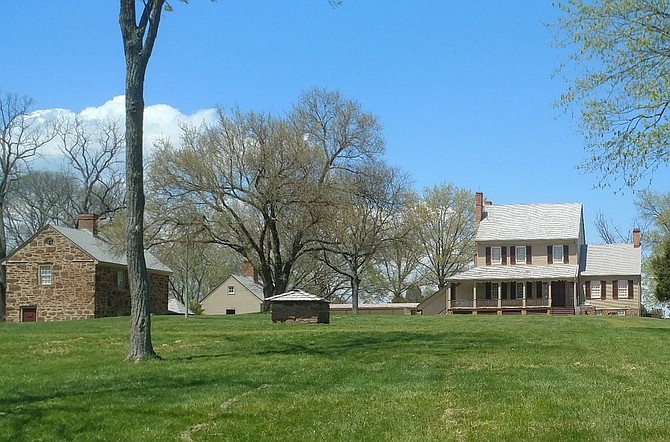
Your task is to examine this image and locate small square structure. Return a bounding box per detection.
[266,290,330,324]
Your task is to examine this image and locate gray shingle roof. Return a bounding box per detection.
[580,244,642,277]
[266,289,329,302]
[448,264,579,281]
[51,225,172,273]
[476,203,583,242]
[230,274,265,301]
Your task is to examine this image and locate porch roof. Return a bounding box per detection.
[448,264,579,282]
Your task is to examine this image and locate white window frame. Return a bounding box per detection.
[552,245,564,264]
[39,265,52,286]
[491,247,502,265]
[227,285,235,295]
[590,281,601,299]
[618,280,628,298]
[515,246,526,264]
[617,309,626,316]
[491,282,499,300]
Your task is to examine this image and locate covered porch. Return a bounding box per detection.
[445,264,579,315]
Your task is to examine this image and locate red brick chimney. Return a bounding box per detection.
[633,228,641,248]
[475,192,484,231]
[243,260,257,281]
[76,213,98,235]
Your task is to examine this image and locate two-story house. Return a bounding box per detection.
[419,193,642,316]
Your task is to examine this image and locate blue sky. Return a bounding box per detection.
[2,1,668,243]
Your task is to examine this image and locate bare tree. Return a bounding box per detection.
[319,163,410,313]
[0,92,55,321]
[56,116,125,219]
[119,0,165,361]
[594,211,632,244]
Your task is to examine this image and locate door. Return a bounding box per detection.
[551,281,566,307]
[21,307,37,322]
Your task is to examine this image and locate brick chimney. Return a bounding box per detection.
[633,228,641,248]
[243,260,257,281]
[76,213,98,235]
[475,192,484,231]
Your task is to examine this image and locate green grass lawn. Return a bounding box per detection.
[1,314,669,441]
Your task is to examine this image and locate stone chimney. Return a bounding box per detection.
[475,192,484,231]
[633,228,641,248]
[243,260,257,281]
[76,213,98,235]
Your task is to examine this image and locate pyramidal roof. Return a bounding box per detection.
[476,203,583,242]
[266,289,329,302]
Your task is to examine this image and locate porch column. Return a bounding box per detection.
[446,284,451,312]
[548,281,552,313]
[497,283,502,309]
[522,281,527,309]
[473,284,477,309]
[572,281,577,308]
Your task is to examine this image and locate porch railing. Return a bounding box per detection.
[526,298,550,307]
[451,299,473,308]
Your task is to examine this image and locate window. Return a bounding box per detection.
[117,271,127,291]
[552,245,564,264]
[617,310,626,317]
[226,309,236,315]
[491,282,499,300]
[39,265,52,286]
[44,237,54,246]
[542,282,548,299]
[516,283,524,299]
[590,281,601,299]
[618,280,628,295]
[515,246,526,264]
[227,286,235,295]
[491,247,502,265]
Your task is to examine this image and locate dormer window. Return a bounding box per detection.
[552,245,564,264]
[490,247,502,265]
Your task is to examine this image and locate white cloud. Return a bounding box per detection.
[36,95,217,158]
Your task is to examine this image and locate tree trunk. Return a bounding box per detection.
[351,274,360,314]
[120,0,164,362]
[0,204,6,322]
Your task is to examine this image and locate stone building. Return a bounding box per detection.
[267,290,330,324]
[2,214,171,322]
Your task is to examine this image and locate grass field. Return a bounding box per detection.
[1,314,669,441]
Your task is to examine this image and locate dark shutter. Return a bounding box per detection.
[486,247,491,266]
[585,281,591,299]
[612,281,618,300]
[486,282,491,299]
[501,246,507,265]
[511,282,517,299]
[526,246,532,264]
[601,281,607,300]
[510,246,516,265]
[526,281,533,298]
[547,245,553,264]
[501,282,508,299]
[628,280,634,299]
[536,281,543,298]
[563,245,569,264]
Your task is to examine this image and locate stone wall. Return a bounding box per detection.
[95,266,169,317]
[5,227,96,322]
[271,301,330,324]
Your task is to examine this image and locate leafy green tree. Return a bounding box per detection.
[650,237,670,303]
[556,0,670,187]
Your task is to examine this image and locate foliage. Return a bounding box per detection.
[2,315,670,440]
[410,183,475,290]
[148,89,386,300]
[556,0,670,188]
[650,236,670,303]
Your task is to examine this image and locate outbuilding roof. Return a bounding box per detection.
[266,290,329,302]
[580,244,642,277]
[476,203,583,242]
